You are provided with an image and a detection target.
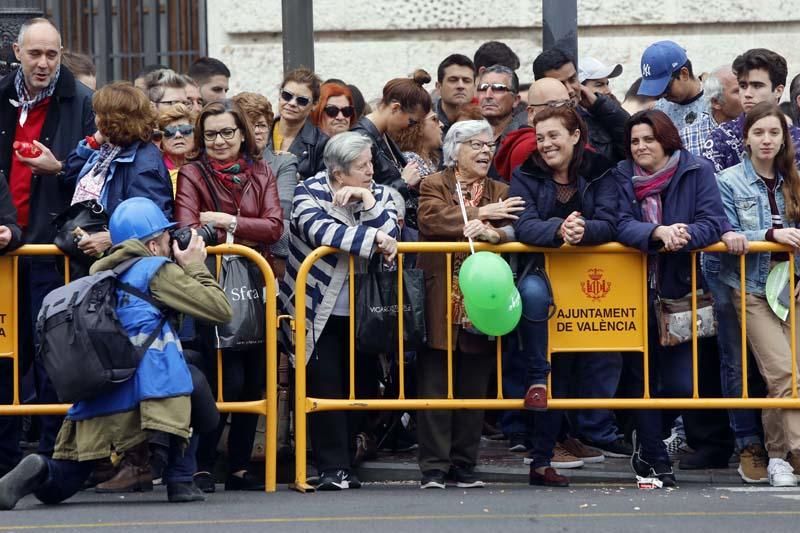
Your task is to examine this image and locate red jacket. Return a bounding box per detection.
[494,127,538,182]
[175,159,283,260]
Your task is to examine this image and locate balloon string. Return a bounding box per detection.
[455,180,475,255]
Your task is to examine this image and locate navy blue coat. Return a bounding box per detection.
[64,140,174,219]
[614,149,724,298]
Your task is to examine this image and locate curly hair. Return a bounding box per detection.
[231,92,274,129]
[93,81,156,146]
[156,103,195,131]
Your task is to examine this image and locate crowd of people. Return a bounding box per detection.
[1,15,800,509]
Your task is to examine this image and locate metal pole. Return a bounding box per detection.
[281,0,314,74]
[542,0,578,63]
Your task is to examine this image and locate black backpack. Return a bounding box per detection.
[36,257,167,403]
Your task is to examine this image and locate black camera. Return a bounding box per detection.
[170,223,217,250]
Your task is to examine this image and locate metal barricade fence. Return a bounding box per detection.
[289,241,800,492]
[0,244,279,493]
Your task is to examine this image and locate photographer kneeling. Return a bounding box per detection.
[0,197,232,510]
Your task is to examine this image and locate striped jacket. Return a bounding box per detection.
[279,171,399,364]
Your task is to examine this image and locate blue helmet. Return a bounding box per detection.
[109,197,177,245]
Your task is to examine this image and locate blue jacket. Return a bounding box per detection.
[614,149,724,298]
[717,155,800,295]
[67,257,193,420]
[64,140,174,218]
[510,154,618,249]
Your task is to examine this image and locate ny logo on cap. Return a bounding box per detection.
[642,64,652,77]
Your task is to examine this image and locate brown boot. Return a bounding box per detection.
[95,442,153,493]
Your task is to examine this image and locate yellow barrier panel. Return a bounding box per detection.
[291,241,800,492]
[0,244,279,493]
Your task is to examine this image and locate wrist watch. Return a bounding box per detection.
[227,216,238,234]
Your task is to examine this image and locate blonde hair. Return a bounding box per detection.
[156,103,195,130]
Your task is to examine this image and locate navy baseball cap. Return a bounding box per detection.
[638,41,688,97]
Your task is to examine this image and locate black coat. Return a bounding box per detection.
[268,118,328,179]
[579,94,630,163]
[0,176,22,254]
[0,66,95,244]
[351,116,409,198]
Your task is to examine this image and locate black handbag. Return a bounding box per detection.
[215,254,266,350]
[355,258,426,354]
[53,200,109,269]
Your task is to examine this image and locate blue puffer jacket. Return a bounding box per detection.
[66,257,193,420]
[64,140,174,218]
[614,149,724,299]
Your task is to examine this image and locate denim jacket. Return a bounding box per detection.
[717,155,800,295]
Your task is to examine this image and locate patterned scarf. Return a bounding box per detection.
[631,151,681,225]
[9,66,60,127]
[203,155,249,191]
[452,176,486,328]
[71,143,123,205]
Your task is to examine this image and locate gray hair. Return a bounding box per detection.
[323,131,373,176]
[479,64,520,94]
[704,66,731,107]
[144,68,187,104]
[16,18,61,48]
[442,119,493,168]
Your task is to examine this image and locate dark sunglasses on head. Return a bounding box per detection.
[323,104,355,119]
[476,82,512,94]
[280,90,311,107]
[527,99,575,110]
[162,124,194,138]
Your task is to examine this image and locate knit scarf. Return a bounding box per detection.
[71,143,123,205]
[9,66,60,127]
[631,150,681,225]
[203,155,249,191]
[452,176,486,329]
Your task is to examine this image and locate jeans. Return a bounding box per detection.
[702,254,762,450]
[498,335,530,438]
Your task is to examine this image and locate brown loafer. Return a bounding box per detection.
[529,466,569,487]
[524,385,547,411]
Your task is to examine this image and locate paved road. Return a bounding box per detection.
[2,482,799,532]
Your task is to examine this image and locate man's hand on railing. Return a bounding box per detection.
[772,228,800,250]
[478,196,525,221]
[721,231,748,255]
[653,223,691,251]
[0,225,11,249]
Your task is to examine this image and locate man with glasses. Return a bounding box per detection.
[533,48,629,162]
[637,41,706,132]
[477,65,521,179]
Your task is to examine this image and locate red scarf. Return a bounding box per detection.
[204,155,250,191]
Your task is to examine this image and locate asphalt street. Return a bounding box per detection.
[2,481,800,533]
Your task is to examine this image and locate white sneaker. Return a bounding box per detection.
[768,458,797,487]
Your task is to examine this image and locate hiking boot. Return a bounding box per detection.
[0,454,48,511]
[449,464,484,488]
[551,443,584,469]
[317,470,361,491]
[560,437,605,464]
[768,458,797,487]
[167,481,205,503]
[95,441,152,493]
[524,385,547,411]
[420,470,446,489]
[84,457,117,488]
[738,444,768,484]
[583,437,633,458]
[529,466,569,487]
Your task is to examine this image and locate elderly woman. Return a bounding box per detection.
[155,103,195,194]
[311,81,357,138]
[232,91,299,278]
[279,131,399,491]
[64,81,173,259]
[615,109,725,487]
[175,99,283,492]
[268,67,328,178]
[415,119,522,489]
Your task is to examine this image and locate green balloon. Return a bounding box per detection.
[465,288,522,337]
[458,251,515,309]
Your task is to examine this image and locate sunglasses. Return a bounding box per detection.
[280,90,311,107]
[323,105,355,119]
[162,124,194,139]
[476,82,513,94]
[527,99,575,110]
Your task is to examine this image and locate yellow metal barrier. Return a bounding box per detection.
[0,243,279,493]
[290,241,800,492]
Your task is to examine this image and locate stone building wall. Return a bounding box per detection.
[207,0,800,102]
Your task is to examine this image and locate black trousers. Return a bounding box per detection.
[306,316,377,474]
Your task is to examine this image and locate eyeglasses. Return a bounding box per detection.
[466,140,497,151]
[280,90,311,107]
[323,105,355,119]
[203,127,238,142]
[162,124,194,139]
[158,99,192,108]
[252,122,270,132]
[527,99,575,110]
[476,82,513,94]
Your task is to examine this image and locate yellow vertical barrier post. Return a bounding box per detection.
[690,253,699,399]
[446,253,453,400]
[641,253,651,399]
[215,253,224,402]
[791,253,797,399]
[397,254,406,400]
[349,256,356,400]
[740,255,748,400]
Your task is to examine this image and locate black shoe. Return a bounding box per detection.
[652,462,677,487]
[584,437,633,458]
[0,454,48,511]
[420,469,446,489]
[316,470,360,490]
[630,435,652,478]
[679,448,730,470]
[167,481,206,502]
[509,433,528,452]
[225,472,265,491]
[193,471,216,493]
[449,464,485,488]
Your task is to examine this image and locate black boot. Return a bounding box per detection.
[0,455,48,510]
